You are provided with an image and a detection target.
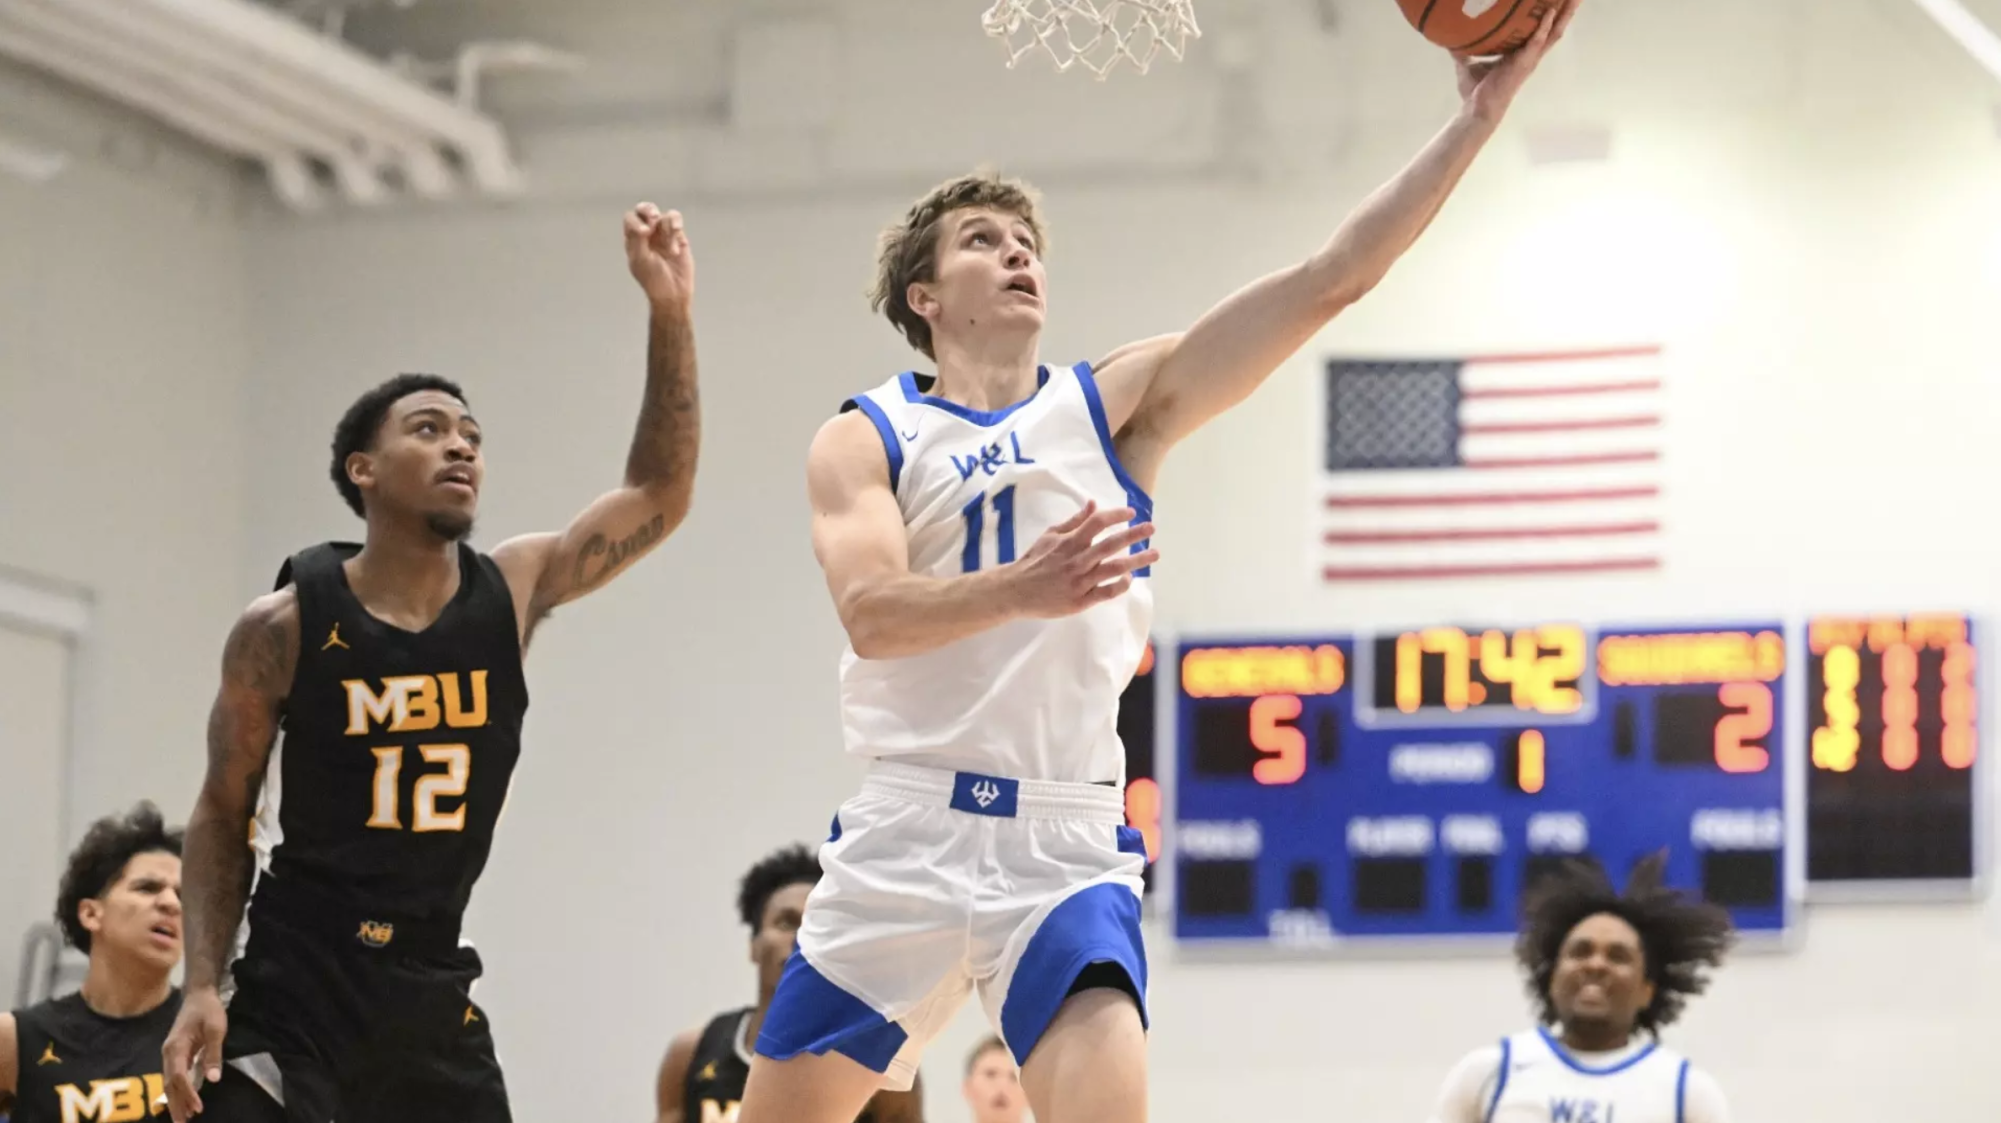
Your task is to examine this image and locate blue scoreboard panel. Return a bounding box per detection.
[1171,622,1793,947]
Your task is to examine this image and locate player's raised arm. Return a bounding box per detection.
[163,589,298,1122]
[1097,0,1580,454]
[492,203,701,634]
[808,411,1156,661]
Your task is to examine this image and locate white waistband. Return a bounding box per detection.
[861,761,1128,824]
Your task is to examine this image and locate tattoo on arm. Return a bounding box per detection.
[182,596,296,990]
[570,513,668,596]
[513,304,700,621]
[625,307,701,494]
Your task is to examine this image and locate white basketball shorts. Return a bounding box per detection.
[753,761,1151,1089]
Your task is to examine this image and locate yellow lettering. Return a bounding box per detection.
[368,746,405,829]
[440,671,489,728]
[1812,645,1862,772]
[1179,645,1344,699]
[700,1099,741,1123]
[346,672,490,733]
[1812,614,1967,654]
[368,744,472,832]
[390,676,440,732]
[1596,631,1786,687]
[144,1074,165,1117]
[59,1077,147,1123]
[344,679,401,735]
[413,744,471,832]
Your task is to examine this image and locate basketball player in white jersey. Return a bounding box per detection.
[1426,854,1735,1123]
[746,6,1582,1123]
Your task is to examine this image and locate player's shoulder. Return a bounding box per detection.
[224,585,302,670]
[659,1024,702,1069]
[1672,1059,1731,1123]
[807,409,893,486]
[1450,1039,1508,1074]
[7,992,79,1038]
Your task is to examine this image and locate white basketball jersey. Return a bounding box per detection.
[835,363,1154,783]
[1487,1029,1691,1123]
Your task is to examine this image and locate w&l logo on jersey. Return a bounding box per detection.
[951,433,1035,480]
[1550,1098,1617,1123]
[970,780,1001,808]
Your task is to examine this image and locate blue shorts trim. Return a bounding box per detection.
[997,882,1148,1067]
[754,948,908,1073]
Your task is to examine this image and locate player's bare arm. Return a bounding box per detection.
[866,1072,927,1123]
[163,588,298,1123]
[809,411,1156,660]
[0,1010,17,1109]
[1093,0,1581,483]
[492,203,701,640]
[653,1029,699,1123]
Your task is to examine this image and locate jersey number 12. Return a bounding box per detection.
[368,745,470,832]
[959,485,1018,573]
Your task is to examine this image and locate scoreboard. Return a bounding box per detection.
[1118,639,1160,896]
[1803,614,1981,888]
[1170,622,1795,947]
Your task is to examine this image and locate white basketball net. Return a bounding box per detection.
[981,0,1201,79]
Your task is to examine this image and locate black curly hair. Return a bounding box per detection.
[1515,851,1735,1034]
[736,844,821,934]
[56,801,183,953]
[329,373,468,517]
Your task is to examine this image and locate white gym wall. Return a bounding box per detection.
[0,58,251,841]
[6,0,2001,1119]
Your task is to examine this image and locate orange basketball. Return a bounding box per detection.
[1396,0,1555,56]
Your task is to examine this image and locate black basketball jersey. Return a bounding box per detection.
[683,1009,878,1123]
[7,989,181,1123]
[250,541,528,924]
[683,1008,753,1123]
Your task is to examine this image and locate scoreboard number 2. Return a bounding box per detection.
[1715,682,1773,774]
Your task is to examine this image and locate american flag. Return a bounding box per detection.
[1320,346,1664,582]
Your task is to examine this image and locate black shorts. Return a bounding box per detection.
[208,885,509,1123]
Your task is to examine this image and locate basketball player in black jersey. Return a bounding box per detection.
[655,846,924,1123]
[161,203,703,1123]
[1,802,183,1123]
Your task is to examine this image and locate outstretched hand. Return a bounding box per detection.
[625,202,694,311]
[1454,0,1581,122]
[1003,501,1158,619]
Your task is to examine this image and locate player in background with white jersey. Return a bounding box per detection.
[1426,853,1735,1123]
[745,7,1582,1123]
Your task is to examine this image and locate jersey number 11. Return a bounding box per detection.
[959,485,1018,573]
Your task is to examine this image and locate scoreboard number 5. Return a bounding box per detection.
[1249,694,1307,785]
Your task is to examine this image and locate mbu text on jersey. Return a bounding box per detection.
[837,363,1154,784]
[251,542,528,923]
[7,989,181,1123]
